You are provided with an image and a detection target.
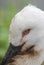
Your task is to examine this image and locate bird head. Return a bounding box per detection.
[9,5,44,52]
[1,5,44,65]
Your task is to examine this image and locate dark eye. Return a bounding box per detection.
[22,29,31,37]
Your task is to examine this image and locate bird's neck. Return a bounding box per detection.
[8,52,44,65]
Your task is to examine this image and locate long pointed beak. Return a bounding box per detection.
[1,43,22,65]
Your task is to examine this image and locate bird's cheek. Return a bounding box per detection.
[21,39,35,52]
[34,45,43,53]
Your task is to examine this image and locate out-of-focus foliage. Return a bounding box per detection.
[0,3,17,62]
[0,0,27,63]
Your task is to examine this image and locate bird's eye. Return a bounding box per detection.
[22,29,31,37]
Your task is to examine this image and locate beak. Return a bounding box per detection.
[1,43,22,65]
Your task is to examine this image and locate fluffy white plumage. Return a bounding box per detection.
[9,5,44,65]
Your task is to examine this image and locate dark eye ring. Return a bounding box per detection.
[22,29,31,37]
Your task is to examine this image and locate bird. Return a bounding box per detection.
[1,5,44,65]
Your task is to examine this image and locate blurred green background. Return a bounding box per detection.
[0,4,16,63]
[0,0,27,63]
